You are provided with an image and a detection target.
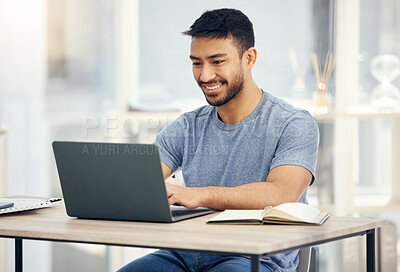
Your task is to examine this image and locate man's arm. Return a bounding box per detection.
[165,164,312,210]
[161,161,173,180]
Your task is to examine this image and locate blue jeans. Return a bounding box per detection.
[117,250,273,272]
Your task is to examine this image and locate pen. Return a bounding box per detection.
[0,202,14,209]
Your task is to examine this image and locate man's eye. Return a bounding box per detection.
[213,60,224,65]
[192,62,201,67]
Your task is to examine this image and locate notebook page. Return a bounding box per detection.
[274,203,320,222]
[209,209,264,222]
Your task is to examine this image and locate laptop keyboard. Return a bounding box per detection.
[170,206,214,220]
[172,208,202,216]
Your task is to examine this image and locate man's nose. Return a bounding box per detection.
[199,64,216,83]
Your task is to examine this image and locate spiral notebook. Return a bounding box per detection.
[0,198,53,215]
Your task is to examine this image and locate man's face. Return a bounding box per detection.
[190,37,245,107]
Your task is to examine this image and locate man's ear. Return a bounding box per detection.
[243,47,257,69]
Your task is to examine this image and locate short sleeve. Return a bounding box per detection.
[270,111,319,185]
[154,115,187,172]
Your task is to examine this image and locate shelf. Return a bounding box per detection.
[286,97,400,120]
[315,109,400,121]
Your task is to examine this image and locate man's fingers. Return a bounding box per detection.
[168,195,182,206]
[168,196,175,205]
[166,184,199,208]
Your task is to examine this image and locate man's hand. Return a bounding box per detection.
[166,184,204,209]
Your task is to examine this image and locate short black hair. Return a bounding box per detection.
[183,8,255,57]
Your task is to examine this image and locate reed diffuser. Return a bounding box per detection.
[311,51,335,113]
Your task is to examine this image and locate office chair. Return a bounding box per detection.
[296,247,311,272]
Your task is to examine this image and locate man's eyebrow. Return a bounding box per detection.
[206,53,227,59]
[189,53,228,60]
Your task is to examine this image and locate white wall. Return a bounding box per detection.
[0,1,51,271]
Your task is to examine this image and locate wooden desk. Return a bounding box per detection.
[0,202,385,272]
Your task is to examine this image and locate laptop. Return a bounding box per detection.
[52,141,215,223]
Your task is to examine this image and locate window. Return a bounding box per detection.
[47,0,115,98]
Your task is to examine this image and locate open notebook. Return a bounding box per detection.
[208,202,329,225]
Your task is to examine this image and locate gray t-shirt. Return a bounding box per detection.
[155,90,319,271]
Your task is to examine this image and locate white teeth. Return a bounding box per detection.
[204,84,222,90]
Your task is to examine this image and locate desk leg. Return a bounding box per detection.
[15,239,22,272]
[366,229,375,272]
[250,255,260,272]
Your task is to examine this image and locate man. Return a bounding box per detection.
[119,8,319,272]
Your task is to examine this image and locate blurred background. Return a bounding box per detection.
[0,0,400,271]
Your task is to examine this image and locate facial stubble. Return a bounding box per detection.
[202,69,245,107]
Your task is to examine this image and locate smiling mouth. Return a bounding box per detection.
[201,82,225,96]
[204,83,222,90]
